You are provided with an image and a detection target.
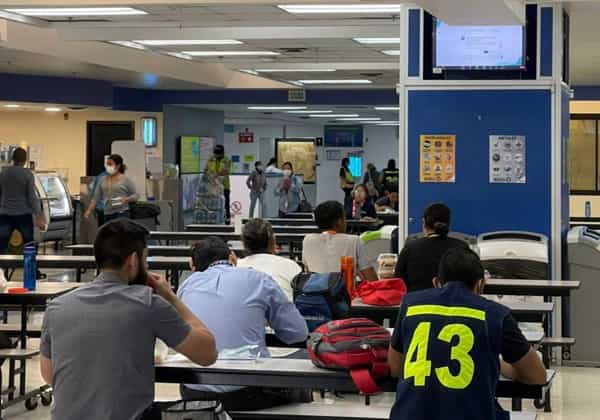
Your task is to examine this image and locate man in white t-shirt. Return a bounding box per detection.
[303,201,378,281]
[237,219,302,301]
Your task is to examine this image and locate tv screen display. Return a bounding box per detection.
[348,156,362,178]
[324,125,363,148]
[434,20,525,70]
[179,136,201,174]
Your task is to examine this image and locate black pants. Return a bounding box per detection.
[95,209,105,227]
[180,385,312,412]
[224,189,231,223]
[0,214,34,253]
[342,187,353,209]
[104,211,130,224]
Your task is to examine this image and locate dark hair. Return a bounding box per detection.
[191,236,230,272]
[354,184,368,197]
[282,161,293,171]
[438,248,484,289]
[424,202,451,236]
[314,201,345,230]
[342,158,350,168]
[242,219,275,255]
[107,154,126,174]
[94,219,148,269]
[387,159,397,170]
[12,147,27,165]
[214,144,225,155]
[255,161,263,168]
[267,157,277,167]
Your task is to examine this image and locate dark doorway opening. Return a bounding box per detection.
[86,121,135,176]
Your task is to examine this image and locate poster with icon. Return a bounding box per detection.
[489,135,526,184]
[419,135,456,183]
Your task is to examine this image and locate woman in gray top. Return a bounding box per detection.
[84,154,138,223]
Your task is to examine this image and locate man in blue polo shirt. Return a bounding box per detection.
[388,247,547,420]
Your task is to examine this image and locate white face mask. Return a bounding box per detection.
[283,169,292,177]
[105,165,117,175]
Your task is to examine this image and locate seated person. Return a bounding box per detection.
[395,203,469,292]
[345,184,377,220]
[178,237,309,411]
[303,201,378,281]
[375,189,399,212]
[388,248,547,420]
[40,219,217,420]
[237,218,302,301]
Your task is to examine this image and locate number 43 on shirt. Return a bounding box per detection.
[404,321,475,390]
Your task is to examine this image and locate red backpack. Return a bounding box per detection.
[307,318,391,395]
[352,278,407,306]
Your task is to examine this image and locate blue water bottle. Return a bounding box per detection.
[23,245,37,291]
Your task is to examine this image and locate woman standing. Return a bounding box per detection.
[362,163,381,200]
[246,161,267,218]
[339,158,355,208]
[275,162,302,217]
[346,184,376,220]
[84,154,138,223]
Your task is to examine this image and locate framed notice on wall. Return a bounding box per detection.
[489,135,526,184]
[419,135,456,183]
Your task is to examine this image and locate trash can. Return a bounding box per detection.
[477,231,548,279]
[567,226,600,365]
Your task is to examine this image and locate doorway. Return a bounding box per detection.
[86,121,135,176]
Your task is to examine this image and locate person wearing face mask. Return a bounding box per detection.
[40,219,217,420]
[275,162,302,218]
[246,161,267,218]
[84,154,138,223]
[345,184,376,220]
[205,145,232,224]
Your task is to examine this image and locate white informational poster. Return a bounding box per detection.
[489,135,526,184]
[112,141,147,199]
[229,174,252,219]
[28,144,43,169]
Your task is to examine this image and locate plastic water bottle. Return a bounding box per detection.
[585,201,592,218]
[23,245,37,291]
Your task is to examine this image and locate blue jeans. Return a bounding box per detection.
[249,191,265,218]
[0,214,34,253]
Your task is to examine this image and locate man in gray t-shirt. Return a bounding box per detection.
[40,220,217,420]
[303,201,378,281]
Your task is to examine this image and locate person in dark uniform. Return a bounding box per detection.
[380,159,399,194]
[388,248,547,420]
[394,203,469,292]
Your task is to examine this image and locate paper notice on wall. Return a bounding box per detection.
[489,135,526,184]
[28,144,43,169]
[419,135,456,183]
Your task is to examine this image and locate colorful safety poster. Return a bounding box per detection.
[419,135,456,183]
[489,135,526,184]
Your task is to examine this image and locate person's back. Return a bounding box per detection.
[44,277,171,420]
[391,282,508,420]
[303,232,367,274]
[0,165,38,215]
[389,248,547,420]
[395,235,469,291]
[237,253,300,301]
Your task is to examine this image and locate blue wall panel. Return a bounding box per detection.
[408,9,421,78]
[407,90,552,237]
[540,7,554,77]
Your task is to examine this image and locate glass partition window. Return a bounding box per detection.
[570,119,596,192]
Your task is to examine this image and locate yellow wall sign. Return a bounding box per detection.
[419,135,456,183]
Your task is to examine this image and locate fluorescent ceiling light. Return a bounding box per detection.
[255,69,336,73]
[248,106,307,110]
[182,51,280,57]
[286,110,332,114]
[337,117,382,121]
[44,107,62,112]
[375,106,400,111]
[310,114,360,118]
[3,104,21,108]
[354,38,400,44]
[165,52,193,60]
[110,41,146,50]
[136,40,242,46]
[298,79,372,85]
[381,50,401,56]
[6,7,146,16]
[278,5,401,14]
